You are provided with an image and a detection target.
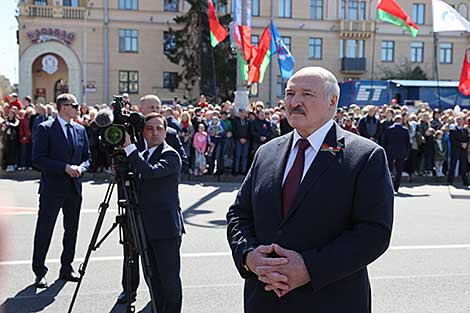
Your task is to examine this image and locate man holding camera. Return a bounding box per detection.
[122,112,184,313]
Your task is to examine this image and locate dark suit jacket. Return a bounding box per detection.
[383,124,411,160]
[127,141,184,239]
[449,127,469,154]
[32,118,90,195]
[227,122,394,313]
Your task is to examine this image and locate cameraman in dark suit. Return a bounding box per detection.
[122,112,184,313]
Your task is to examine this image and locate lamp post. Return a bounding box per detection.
[82,1,89,104]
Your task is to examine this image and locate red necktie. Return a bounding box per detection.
[282,139,310,217]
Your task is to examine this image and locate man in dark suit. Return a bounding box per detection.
[32,93,90,288]
[357,105,379,141]
[447,115,469,186]
[383,115,411,193]
[122,112,184,313]
[227,67,394,313]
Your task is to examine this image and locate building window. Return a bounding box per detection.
[119,29,138,52]
[277,76,287,97]
[63,0,79,7]
[310,0,323,20]
[440,42,452,64]
[252,0,260,16]
[163,72,178,90]
[34,0,48,5]
[281,36,291,51]
[164,0,178,12]
[308,37,322,59]
[214,0,227,13]
[412,3,425,25]
[411,41,424,63]
[278,0,292,18]
[340,39,365,58]
[119,71,139,94]
[251,35,259,46]
[381,40,394,62]
[340,0,366,20]
[119,0,138,10]
[163,31,176,55]
[249,83,259,97]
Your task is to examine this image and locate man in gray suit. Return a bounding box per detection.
[122,112,184,313]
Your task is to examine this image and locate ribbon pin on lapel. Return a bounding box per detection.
[320,143,342,156]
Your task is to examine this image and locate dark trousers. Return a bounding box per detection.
[20,143,32,168]
[121,233,140,294]
[146,236,182,313]
[32,184,82,277]
[389,157,405,192]
[448,149,469,185]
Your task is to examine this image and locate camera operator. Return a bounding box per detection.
[121,112,184,313]
[116,95,188,305]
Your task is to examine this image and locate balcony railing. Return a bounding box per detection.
[338,20,375,38]
[341,57,366,73]
[19,4,85,19]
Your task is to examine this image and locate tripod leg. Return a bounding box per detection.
[67,182,115,313]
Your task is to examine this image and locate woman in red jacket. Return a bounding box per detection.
[18,107,34,170]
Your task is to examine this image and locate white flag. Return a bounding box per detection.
[432,0,470,32]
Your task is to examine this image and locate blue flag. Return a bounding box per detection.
[270,21,295,80]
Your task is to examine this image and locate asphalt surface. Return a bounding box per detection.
[0,178,469,313]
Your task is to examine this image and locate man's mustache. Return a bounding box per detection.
[290,106,305,114]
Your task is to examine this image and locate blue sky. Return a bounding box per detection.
[0,1,19,84]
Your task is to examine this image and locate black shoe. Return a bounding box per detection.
[34,276,48,288]
[116,291,137,304]
[59,271,80,282]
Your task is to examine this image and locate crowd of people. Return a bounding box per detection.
[1,92,470,185]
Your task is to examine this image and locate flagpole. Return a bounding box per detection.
[269,0,274,107]
[369,12,378,106]
[211,45,219,103]
[433,32,442,110]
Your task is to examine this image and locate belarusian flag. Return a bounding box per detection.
[377,0,419,37]
[459,49,470,96]
[208,0,228,47]
[248,27,271,84]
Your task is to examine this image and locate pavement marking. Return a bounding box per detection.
[0,206,118,215]
[1,244,470,266]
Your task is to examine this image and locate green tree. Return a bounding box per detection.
[0,75,13,99]
[165,0,236,103]
[379,61,429,80]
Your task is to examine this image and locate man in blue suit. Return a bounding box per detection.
[227,67,394,313]
[122,112,184,313]
[32,93,90,288]
[383,115,411,193]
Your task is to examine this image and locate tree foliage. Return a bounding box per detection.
[165,0,236,103]
[0,75,13,99]
[378,61,429,80]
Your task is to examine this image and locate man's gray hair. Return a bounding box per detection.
[140,94,161,106]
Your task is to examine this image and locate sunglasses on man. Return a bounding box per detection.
[63,102,79,110]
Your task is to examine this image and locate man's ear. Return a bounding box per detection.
[330,96,338,109]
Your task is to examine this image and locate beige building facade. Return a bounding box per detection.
[17,0,470,106]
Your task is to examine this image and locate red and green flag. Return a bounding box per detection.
[377,0,419,37]
[248,27,271,84]
[208,0,228,47]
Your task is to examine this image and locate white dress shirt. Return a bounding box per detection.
[282,119,334,185]
[56,115,74,142]
[124,140,158,161]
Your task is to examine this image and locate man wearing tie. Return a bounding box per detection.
[32,93,90,288]
[122,112,184,313]
[227,67,394,313]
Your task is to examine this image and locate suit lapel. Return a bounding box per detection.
[281,123,345,225]
[148,143,164,165]
[53,119,69,154]
[272,133,294,225]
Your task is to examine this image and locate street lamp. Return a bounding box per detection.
[83,1,91,104]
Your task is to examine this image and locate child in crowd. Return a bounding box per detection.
[434,130,447,177]
[193,124,207,176]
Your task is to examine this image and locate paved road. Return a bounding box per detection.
[0,178,470,313]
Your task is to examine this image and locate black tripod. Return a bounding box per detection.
[67,165,158,313]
